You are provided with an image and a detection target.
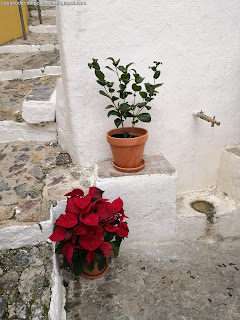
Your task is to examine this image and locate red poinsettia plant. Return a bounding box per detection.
[49,187,129,276]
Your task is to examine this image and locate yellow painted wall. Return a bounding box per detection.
[0,1,29,45]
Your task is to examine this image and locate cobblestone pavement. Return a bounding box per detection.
[0,141,94,229]
[62,239,240,320]
[0,242,52,320]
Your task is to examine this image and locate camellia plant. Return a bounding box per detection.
[49,187,129,276]
[88,57,163,137]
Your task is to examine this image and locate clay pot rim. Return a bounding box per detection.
[106,127,148,147]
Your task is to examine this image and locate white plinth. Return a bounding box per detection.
[217,146,240,205]
[95,155,177,246]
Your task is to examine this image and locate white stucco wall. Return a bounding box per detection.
[56,0,240,192]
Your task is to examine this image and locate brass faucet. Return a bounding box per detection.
[195,111,220,127]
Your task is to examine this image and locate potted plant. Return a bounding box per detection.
[88,57,163,172]
[49,187,129,278]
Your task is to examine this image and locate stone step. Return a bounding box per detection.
[2,32,58,46]
[217,145,240,205]
[0,51,60,71]
[29,25,57,34]
[95,154,178,245]
[28,14,56,26]
[30,9,56,17]
[177,187,240,242]
[22,85,56,124]
[0,66,61,81]
[0,76,60,122]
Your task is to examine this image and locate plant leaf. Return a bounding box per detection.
[119,103,130,111]
[95,70,105,80]
[96,79,106,86]
[114,118,123,128]
[72,254,83,276]
[111,241,120,257]
[105,105,114,109]
[99,90,109,97]
[137,113,151,122]
[105,66,114,71]
[118,66,126,73]
[107,110,119,117]
[153,70,161,79]
[139,91,147,99]
[132,83,142,91]
[97,256,107,271]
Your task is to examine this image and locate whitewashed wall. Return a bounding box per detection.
[56,0,240,192]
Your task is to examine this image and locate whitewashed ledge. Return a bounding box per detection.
[0,121,57,143]
[0,201,67,320]
[29,25,57,34]
[0,44,59,54]
[0,66,61,81]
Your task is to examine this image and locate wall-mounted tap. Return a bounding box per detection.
[193,110,220,127]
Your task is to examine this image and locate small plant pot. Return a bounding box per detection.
[106,127,148,172]
[82,260,109,279]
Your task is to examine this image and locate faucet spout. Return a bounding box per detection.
[195,111,220,127]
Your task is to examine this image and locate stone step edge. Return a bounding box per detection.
[0,44,59,54]
[30,9,56,16]
[0,66,61,81]
[0,120,57,143]
[29,25,57,34]
[0,201,67,320]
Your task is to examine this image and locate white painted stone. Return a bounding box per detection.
[30,9,56,16]
[0,70,22,81]
[0,44,58,54]
[22,89,56,124]
[0,44,40,54]
[45,66,62,75]
[0,66,61,81]
[22,68,44,79]
[95,156,178,245]
[49,248,66,320]
[217,146,240,205]
[177,188,240,241]
[0,121,57,143]
[56,0,240,192]
[40,44,56,52]
[29,25,57,34]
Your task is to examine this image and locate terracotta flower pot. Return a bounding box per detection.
[106,127,148,172]
[82,260,109,279]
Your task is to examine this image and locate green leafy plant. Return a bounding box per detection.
[88,58,163,137]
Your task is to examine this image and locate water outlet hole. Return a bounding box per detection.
[190,200,216,224]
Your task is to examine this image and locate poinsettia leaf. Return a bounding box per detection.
[86,250,96,265]
[64,229,72,240]
[74,194,91,209]
[55,241,65,254]
[49,226,66,242]
[89,187,104,198]
[111,241,120,257]
[97,256,107,271]
[62,243,74,264]
[66,198,80,214]
[112,197,123,213]
[99,242,114,256]
[83,260,94,272]
[104,232,115,243]
[73,225,87,235]
[64,189,84,197]
[72,253,83,276]
[79,234,103,251]
[55,212,78,228]
[80,214,99,226]
[104,223,119,232]
[116,222,129,238]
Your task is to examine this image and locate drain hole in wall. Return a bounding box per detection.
[190,200,215,224]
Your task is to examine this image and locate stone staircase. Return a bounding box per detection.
[0,4,60,143]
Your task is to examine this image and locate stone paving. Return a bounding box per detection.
[0,51,60,71]
[62,238,240,320]
[0,242,52,320]
[0,141,94,229]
